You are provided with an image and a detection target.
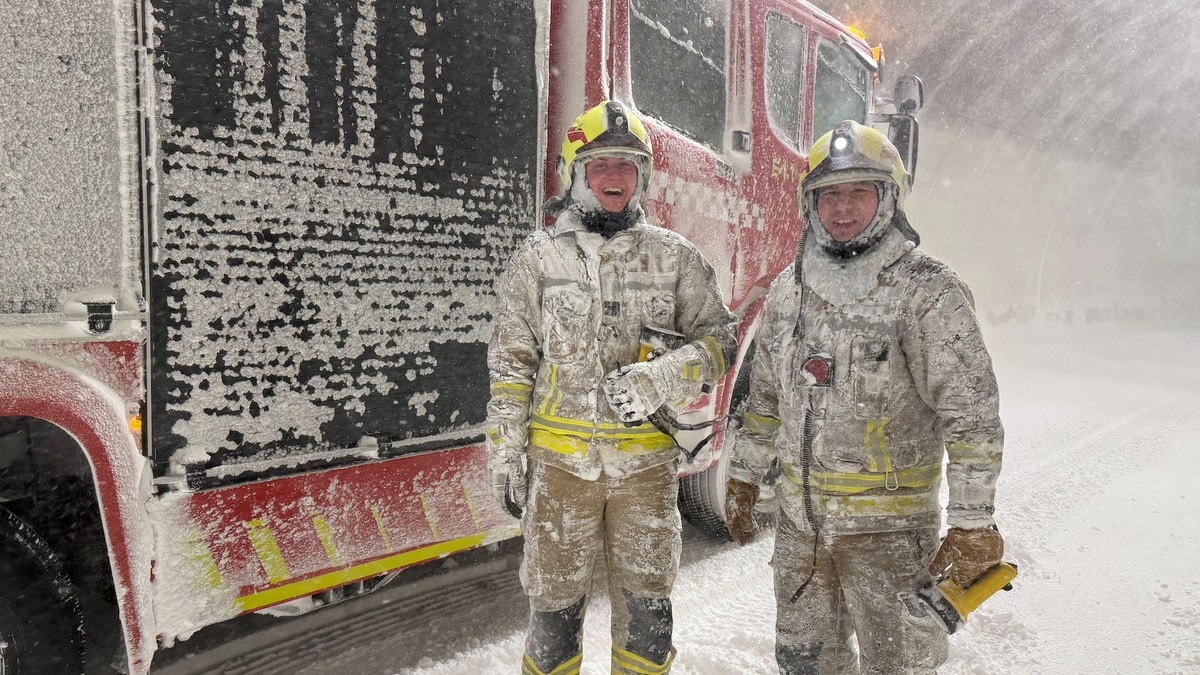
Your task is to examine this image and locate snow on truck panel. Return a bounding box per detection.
[147,1,539,470]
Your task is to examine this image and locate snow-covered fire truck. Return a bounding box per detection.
[0,0,920,671]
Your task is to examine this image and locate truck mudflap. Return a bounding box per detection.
[148,443,518,640]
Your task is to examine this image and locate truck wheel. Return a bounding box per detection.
[678,343,756,541]
[679,448,734,540]
[0,505,86,674]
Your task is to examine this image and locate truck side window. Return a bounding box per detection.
[629,0,728,151]
[765,13,807,150]
[811,40,869,139]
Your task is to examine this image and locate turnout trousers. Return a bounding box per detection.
[773,512,948,674]
[519,461,680,674]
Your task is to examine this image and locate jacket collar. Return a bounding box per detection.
[552,210,645,256]
[801,227,915,306]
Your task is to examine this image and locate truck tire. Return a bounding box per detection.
[0,505,86,675]
[679,449,734,540]
[678,343,756,541]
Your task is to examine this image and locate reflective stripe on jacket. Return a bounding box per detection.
[730,229,1003,534]
[487,211,737,480]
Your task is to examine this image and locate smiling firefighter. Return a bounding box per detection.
[725,120,1009,673]
[486,100,737,675]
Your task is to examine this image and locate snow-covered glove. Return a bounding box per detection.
[604,361,667,423]
[488,461,528,519]
[604,344,708,423]
[725,478,761,545]
[929,526,1004,588]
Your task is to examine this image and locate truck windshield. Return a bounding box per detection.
[629,0,728,151]
[811,39,869,140]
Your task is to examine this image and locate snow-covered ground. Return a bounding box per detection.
[243,324,1197,675]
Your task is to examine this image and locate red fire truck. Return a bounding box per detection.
[0,0,920,672]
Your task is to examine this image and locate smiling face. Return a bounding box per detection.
[584,155,640,213]
[815,180,881,242]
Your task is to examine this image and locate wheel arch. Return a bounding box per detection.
[0,352,156,675]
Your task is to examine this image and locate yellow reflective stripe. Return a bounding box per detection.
[491,381,532,403]
[530,429,590,455]
[539,365,563,416]
[183,532,223,589]
[530,427,676,456]
[743,411,781,436]
[683,363,702,381]
[948,441,997,462]
[785,461,942,494]
[814,491,939,517]
[234,531,512,613]
[864,418,893,473]
[310,513,345,568]
[612,645,675,674]
[522,652,582,675]
[244,519,291,584]
[699,335,727,376]
[531,413,665,439]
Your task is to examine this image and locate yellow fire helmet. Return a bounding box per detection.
[798,120,909,211]
[546,100,653,215]
[797,120,916,257]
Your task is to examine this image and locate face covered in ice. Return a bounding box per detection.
[815,181,880,242]
[571,152,649,238]
[803,176,899,258]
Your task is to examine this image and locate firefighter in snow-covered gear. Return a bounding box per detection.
[725,120,1005,674]
[486,100,737,675]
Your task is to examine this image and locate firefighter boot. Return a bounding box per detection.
[776,643,821,675]
[522,596,585,675]
[612,592,675,674]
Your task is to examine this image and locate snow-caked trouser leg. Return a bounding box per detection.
[605,463,681,673]
[520,463,606,674]
[833,527,947,674]
[523,596,586,675]
[773,512,857,674]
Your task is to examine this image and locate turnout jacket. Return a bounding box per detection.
[730,228,1003,534]
[487,211,737,481]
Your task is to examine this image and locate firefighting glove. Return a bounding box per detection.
[604,361,666,423]
[603,344,707,423]
[488,460,528,519]
[929,525,1004,588]
[725,479,761,545]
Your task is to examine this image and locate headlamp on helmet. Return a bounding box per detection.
[797,120,914,258]
[799,120,909,208]
[546,101,654,216]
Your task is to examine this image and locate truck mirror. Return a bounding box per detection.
[888,114,920,185]
[894,74,924,114]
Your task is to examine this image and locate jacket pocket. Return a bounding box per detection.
[542,283,592,363]
[851,336,891,419]
[627,271,676,330]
